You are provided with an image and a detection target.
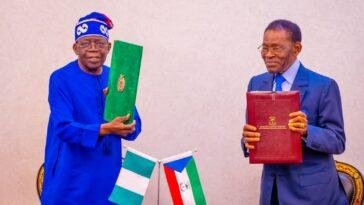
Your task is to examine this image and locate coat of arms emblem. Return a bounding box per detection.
[268,116,277,126]
[117,74,125,92]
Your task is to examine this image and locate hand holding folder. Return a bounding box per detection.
[100,114,136,136]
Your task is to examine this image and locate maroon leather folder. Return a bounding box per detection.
[246,91,302,164]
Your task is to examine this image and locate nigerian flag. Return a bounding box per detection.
[109,147,156,205]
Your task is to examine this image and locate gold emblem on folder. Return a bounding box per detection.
[259,115,286,130]
[117,74,125,92]
[268,116,277,126]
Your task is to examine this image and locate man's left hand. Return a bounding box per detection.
[288,111,307,135]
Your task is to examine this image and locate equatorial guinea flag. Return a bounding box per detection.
[162,151,206,205]
[109,147,157,205]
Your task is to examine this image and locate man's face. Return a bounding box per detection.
[261,29,302,74]
[73,36,111,74]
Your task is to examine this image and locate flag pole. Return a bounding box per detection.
[157,160,161,205]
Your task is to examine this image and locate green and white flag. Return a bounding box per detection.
[109,147,157,205]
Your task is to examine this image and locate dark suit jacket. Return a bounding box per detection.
[244,63,348,205]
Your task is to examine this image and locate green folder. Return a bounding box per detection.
[104,40,143,123]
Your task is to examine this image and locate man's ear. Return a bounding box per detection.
[73,43,80,56]
[293,42,302,56]
[106,42,112,53]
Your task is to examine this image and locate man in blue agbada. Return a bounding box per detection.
[41,12,142,205]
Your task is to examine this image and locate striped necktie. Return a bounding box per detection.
[275,74,286,91]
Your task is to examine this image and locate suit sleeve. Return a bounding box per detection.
[305,79,346,154]
[48,75,100,148]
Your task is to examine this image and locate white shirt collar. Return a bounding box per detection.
[282,58,300,85]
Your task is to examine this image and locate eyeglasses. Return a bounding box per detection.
[77,40,109,50]
[258,44,286,55]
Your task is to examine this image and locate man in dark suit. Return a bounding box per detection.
[242,19,348,205]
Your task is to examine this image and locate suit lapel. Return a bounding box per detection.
[291,63,309,104]
[259,73,275,91]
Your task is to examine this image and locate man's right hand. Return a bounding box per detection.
[100,114,136,137]
[242,124,260,150]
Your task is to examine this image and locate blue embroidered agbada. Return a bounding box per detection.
[41,60,141,205]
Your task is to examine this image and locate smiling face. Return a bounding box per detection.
[73,36,111,74]
[261,29,302,74]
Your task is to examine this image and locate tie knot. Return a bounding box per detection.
[275,74,286,91]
